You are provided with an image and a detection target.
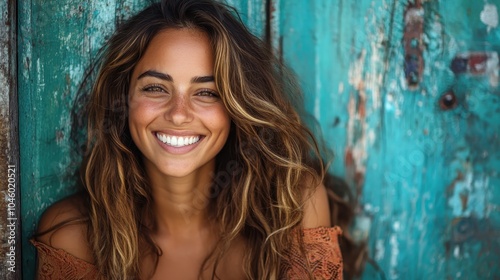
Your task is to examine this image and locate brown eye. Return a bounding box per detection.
[142,85,166,93]
[439,91,458,110]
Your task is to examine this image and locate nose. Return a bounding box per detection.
[164,93,193,125]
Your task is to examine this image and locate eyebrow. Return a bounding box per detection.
[191,75,215,83]
[137,70,214,84]
[137,70,172,81]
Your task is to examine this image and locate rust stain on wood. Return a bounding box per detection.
[404,0,424,88]
[459,193,469,212]
[446,171,464,196]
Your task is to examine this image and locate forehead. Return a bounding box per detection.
[132,28,214,77]
[150,27,211,50]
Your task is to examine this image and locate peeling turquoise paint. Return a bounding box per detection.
[274,0,500,279]
[17,0,149,277]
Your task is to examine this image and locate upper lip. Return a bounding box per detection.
[154,130,203,137]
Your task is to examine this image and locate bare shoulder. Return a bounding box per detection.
[35,193,94,263]
[302,176,331,229]
[218,235,247,279]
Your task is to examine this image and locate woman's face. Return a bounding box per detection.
[128,28,231,179]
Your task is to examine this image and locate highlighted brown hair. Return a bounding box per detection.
[67,0,364,278]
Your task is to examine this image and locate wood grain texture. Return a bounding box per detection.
[19,0,500,279]
[225,0,266,37]
[18,1,151,278]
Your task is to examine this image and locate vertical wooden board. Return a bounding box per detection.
[272,0,336,164]
[432,1,500,279]
[1,0,21,278]
[355,0,500,278]
[361,0,500,279]
[224,0,266,38]
[18,0,148,278]
[275,1,390,272]
[368,2,447,278]
[376,0,500,278]
[275,0,391,264]
[274,0,389,192]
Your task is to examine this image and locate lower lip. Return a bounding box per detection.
[154,134,204,155]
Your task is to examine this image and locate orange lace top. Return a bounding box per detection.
[31,226,342,279]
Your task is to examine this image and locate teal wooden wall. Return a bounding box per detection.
[17,0,500,279]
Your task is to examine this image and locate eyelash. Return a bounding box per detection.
[196,89,219,98]
[141,84,166,93]
[140,85,219,98]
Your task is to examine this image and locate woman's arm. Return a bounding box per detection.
[35,195,94,263]
[302,182,332,228]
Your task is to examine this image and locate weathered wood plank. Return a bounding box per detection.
[433,1,500,279]
[225,0,266,38]
[0,0,21,278]
[18,1,150,277]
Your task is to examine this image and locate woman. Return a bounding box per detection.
[32,0,344,279]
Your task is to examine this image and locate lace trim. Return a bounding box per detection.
[281,226,343,280]
[31,240,100,280]
[32,226,343,279]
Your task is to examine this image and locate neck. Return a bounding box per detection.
[147,162,215,236]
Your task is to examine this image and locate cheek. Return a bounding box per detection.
[129,97,160,119]
[128,100,142,130]
[127,105,143,148]
[208,106,231,133]
[128,98,158,136]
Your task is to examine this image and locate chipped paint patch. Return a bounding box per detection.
[454,245,460,258]
[36,58,45,93]
[452,51,499,85]
[384,91,403,117]
[367,5,384,110]
[346,49,368,190]
[344,5,386,192]
[448,172,489,219]
[389,233,400,279]
[352,213,372,242]
[375,239,385,261]
[88,0,117,52]
[404,6,424,26]
[480,3,499,32]
[404,1,424,88]
[348,49,367,90]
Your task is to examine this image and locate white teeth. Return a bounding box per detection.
[156,133,200,147]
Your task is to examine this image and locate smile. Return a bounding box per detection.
[155,132,201,147]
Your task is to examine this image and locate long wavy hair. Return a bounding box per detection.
[76,0,360,279]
